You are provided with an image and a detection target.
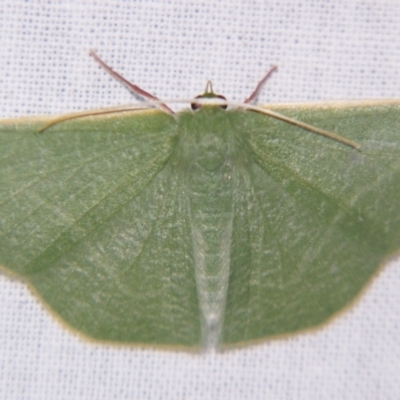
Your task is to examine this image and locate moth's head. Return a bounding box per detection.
[191,81,228,111]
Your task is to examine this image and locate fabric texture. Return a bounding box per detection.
[1,1,400,399]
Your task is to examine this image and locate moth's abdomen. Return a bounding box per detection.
[184,128,235,348]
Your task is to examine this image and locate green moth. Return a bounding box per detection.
[1,52,399,350]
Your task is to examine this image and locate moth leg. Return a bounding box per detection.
[90,50,175,115]
[244,65,278,104]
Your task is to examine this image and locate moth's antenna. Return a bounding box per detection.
[244,65,278,104]
[38,105,151,133]
[90,50,175,115]
[244,103,361,150]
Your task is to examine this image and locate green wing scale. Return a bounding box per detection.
[1,102,400,349]
[222,103,400,345]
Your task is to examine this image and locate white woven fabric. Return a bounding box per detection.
[1,1,400,399]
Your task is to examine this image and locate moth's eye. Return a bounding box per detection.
[216,95,228,110]
[191,95,228,111]
[191,97,202,111]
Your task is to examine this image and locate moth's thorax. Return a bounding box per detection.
[177,107,241,171]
